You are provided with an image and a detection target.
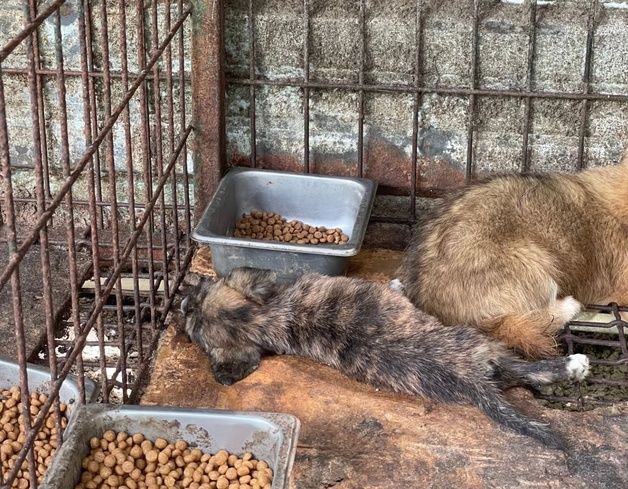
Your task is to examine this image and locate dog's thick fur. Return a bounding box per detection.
[397,154,628,358]
[182,267,591,449]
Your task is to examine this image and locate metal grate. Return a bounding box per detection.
[537,303,628,410]
[0,0,193,486]
[221,0,628,224]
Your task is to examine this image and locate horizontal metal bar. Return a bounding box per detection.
[0,6,192,294]
[2,66,191,83]
[12,195,189,211]
[227,77,628,102]
[0,0,66,62]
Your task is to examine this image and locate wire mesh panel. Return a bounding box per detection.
[223,0,628,224]
[0,0,193,486]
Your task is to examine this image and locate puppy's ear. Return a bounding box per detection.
[224,267,278,305]
[180,275,214,314]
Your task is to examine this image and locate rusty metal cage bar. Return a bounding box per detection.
[0,1,194,486]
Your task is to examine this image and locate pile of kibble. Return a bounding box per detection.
[75,431,273,489]
[0,386,69,487]
[233,210,349,245]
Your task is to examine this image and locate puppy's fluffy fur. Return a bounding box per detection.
[182,268,591,449]
[397,154,628,358]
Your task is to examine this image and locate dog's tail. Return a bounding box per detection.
[414,363,566,450]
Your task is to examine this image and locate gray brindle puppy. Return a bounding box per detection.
[181,267,590,449]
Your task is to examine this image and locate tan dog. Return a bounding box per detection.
[396,152,628,358]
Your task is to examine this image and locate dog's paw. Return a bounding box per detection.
[389,278,405,293]
[566,353,590,382]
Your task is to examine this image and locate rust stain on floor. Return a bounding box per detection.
[142,247,628,488]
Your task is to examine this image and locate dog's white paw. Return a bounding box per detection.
[557,296,582,322]
[566,353,590,382]
[389,278,405,293]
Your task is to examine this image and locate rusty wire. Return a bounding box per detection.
[0,1,194,487]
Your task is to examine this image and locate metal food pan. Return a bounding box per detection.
[0,355,98,411]
[40,404,300,489]
[192,166,377,280]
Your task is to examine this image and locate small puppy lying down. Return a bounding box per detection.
[181,268,590,449]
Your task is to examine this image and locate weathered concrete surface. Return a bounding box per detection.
[225,0,628,194]
[142,247,628,488]
[0,245,92,360]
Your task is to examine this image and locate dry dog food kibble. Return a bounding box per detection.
[0,386,69,487]
[74,431,273,489]
[233,210,349,245]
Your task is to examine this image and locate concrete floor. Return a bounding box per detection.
[0,245,92,361]
[141,247,628,489]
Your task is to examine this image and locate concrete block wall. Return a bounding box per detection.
[0,0,193,229]
[224,0,628,205]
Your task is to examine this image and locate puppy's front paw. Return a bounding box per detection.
[213,361,260,386]
[566,353,590,382]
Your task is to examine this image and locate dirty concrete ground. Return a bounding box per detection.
[141,247,628,489]
[0,245,92,361]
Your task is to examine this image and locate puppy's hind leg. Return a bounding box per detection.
[493,353,590,388]
[481,295,582,359]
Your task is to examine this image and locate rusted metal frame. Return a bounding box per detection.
[53,4,86,407]
[0,7,192,294]
[128,244,195,403]
[192,0,225,223]
[357,0,366,178]
[576,0,597,170]
[584,377,628,387]
[249,0,257,167]
[466,0,481,182]
[410,0,424,220]
[2,66,191,83]
[25,0,59,444]
[521,0,538,172]
[165,0,181,282]
[136,0,158,334]
[99,0,128,402]
[151,0,172,305]
[84,1,104,228]
[118,0,144,365]
[0,0,66,62]
[3,124,193,485]
[303,0,310,173]
[26,2,53,203]
[105,245,180,400]
[77,0,108,403]
[226,77,628,102]
[12,195,182,210]
[179,0,192,247]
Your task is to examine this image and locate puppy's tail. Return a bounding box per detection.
[468,383,566,450]
[417,364,566,450]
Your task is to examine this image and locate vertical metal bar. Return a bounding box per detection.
[165,0,181,282]
[84,2,104,228]
[192,0,225,223]
[303,0,310,173]
[119,0,143,365]
[357,0,366,178]
[151,0,171,304]
[78,0,108,403]
[410,0,423,220]
[466,0,481,182]
[136,0,158,333]
[26,0,61,446]
[28,4,52,203]
[100,0,128,401]
[577,0,596,170]
[521,0,537,173]
[54,3,86,406]
[179,0,191,247]
[249,0,257,167]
